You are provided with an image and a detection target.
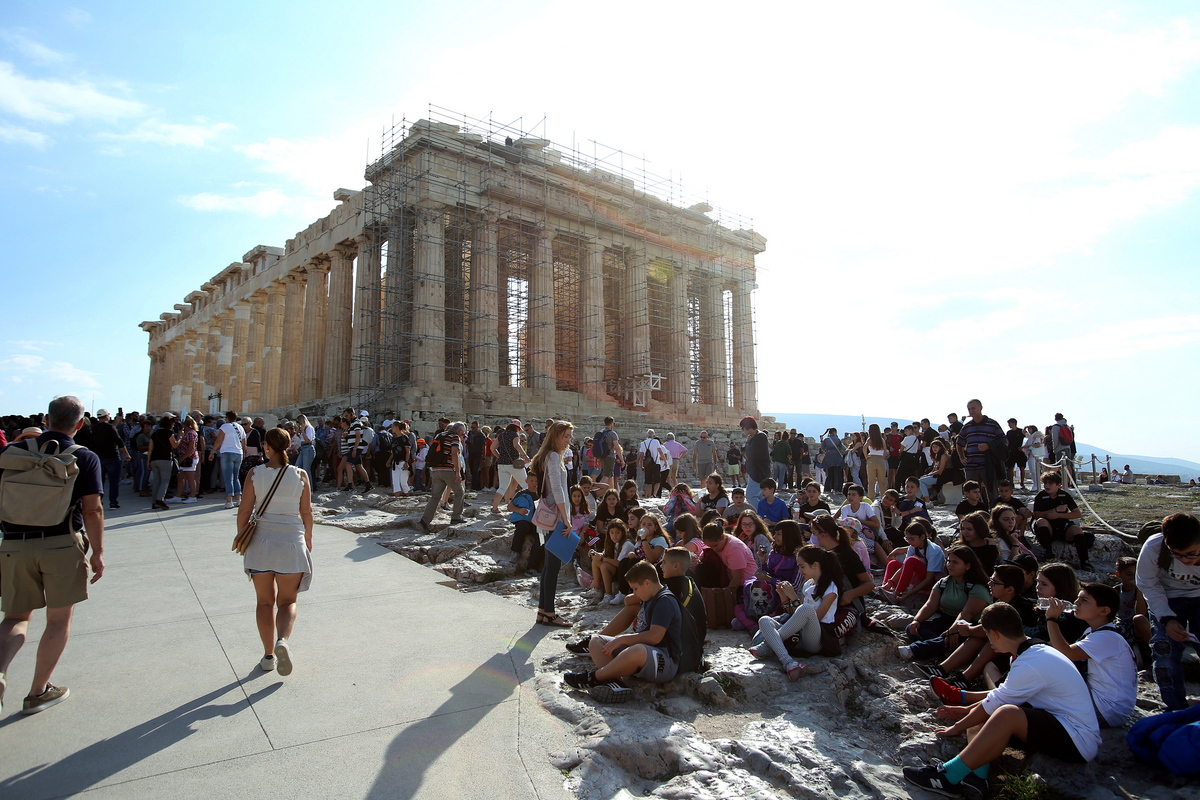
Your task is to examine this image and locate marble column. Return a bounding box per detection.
[731,279,757,410]
[411,204,445,386]
[324,244,354,397]
[467,216,499,388]
[148,348,164,411]
[701,274,728,407]
[261,284,286,409]
[185,331,202,413]
[301,259,330,403]
[528,226,556,392]
[350,235,379,391]
[667,260,690,407]
[169,339,186,412]
[245,291,267,412]
[278,272,306,406]
[230,301,251,411]
[579,238,606,392]
[202,320,219,411]
[215,310,234,410]
[623,251,651,376]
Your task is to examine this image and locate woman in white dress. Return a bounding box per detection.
[238,427,314,675]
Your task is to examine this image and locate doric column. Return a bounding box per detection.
[169,339,186,412]
[261,283,286,409]
[216,311,234,408]
[701,274,727,407]
[411,204,446,386]
[468,216,499,388]
[528,227,556,392]
[278,272,306,407]
[230,301,251,411]
[147,348,163,411]
[623,251,650,376]
[350,234,379,391]
[301,259,330,402]
[666,260,690,407]
[731,279,757,411]
[323,244,354,397]
[203,320,220,410]
[184,331,202,413]
[579,238,606,392]
[245,291,267,411]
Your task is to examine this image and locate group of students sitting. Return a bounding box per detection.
[527,466,1200,793]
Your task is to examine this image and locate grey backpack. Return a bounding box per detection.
[0,439,85,530]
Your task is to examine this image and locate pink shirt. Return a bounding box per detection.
[717,535,757,575]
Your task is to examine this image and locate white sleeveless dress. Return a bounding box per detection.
[242,464,313,591]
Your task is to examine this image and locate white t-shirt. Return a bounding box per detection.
[982,643,1101,761]
[218,422,245,454]
[301,424,316,446]
[802,578,839,624]
[901,435,921,454]
[1076,626,1137,727]
[839,502,878,530]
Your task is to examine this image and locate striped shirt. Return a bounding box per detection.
[958,416,1003,470]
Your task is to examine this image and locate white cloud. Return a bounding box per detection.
[7,340,60,352]
[0,61,145,123]
[236,134,369,192]
[0,354,102,390]
[0,122,46,147]
[177,189,332,219]
[100,118,235,147]
[0,30,70,65]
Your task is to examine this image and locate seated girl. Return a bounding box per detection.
[835,516,872,573]
[988,504,1032,564]
[733,510,773,569]
[673,513,705,566]
[917,438,950,502]
[871,488,905,552]
[881,518,945,604]
[663,482,700,534]
[747,545,844,681]
[618,479,641,515]
[586,519,638,605]
[732,520,804,631]
[593,489,624,530]
[955,511,1000,574]
[896,545,991,661]
[811,515,875,619]
[698,473,730,515]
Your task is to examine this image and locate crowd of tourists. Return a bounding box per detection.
[1,397,1198,793]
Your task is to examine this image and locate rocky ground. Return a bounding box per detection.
[311,482,1200,800]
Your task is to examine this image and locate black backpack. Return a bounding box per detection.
[593,428,611,459]
[427,431,458,469]
[646,586,703,674]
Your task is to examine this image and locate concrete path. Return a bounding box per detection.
[0,496,574,799]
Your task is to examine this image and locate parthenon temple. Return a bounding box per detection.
[140,109,766,425]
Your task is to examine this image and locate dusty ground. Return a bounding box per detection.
[312,481,1200,800]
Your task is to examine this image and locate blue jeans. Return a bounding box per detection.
[918,474,939,499]
[133,453,149,492]
[100,458,123,505]
[538,521,566,613]
[745,475,762,509]
[771,462,788,487]
[1151,595,1200,710]
[296,444,316,484]
[220,452,244,497]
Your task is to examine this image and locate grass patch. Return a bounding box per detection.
[713,672,744,700]
[991,773,1064,800]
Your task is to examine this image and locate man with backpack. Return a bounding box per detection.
[420,421,466,532]
[1051,413,1077,482]
[593,417,620,489]
[0,395,106,715]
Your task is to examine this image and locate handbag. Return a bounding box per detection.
[511,457,526,471]
[232,465,289,556]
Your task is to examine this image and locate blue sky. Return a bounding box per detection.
[2,1,1198,461]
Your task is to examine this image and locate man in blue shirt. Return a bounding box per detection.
[956,399,1005,506]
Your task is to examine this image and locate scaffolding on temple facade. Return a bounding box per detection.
[348,105,764,422]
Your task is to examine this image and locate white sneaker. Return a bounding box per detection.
[274,639,293,676]
[182,497,197,504]
[897,645,913,660]
[168,496,185,503]
[259,655,276,672]
[601,594,614,605]
[609,592,625,606]
[224,500,234,509]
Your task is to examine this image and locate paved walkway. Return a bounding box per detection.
[0,496,573,799]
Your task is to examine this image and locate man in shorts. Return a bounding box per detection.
[692,430,716,484]
[905,602,1100,796]
[563,560,682,702]
[1032,471,1091,570]
[0,395,106,715]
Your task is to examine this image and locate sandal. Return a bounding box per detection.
[536,611,572,627]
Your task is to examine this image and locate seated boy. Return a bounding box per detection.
[955,481,988,521]
[905,602,1101,796]
[1136,512,1200,710]
[994,480,1033,530]
[564,560,683,702]
[756,478,790,526]
[507,472,542,574]
[722,487,751,521]
[1032,471,1091,570]
[1113,556,1152,660]
[1044,582,1137,727]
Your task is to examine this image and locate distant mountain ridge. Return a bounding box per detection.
[763,412,1200,482]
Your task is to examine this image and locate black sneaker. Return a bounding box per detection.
[563,671,598,690]
[362,484,374,495]
[916,663,952,679]
[565,636,593,655]
[448,517,466,524]
[109,501,121,509]
[589,681,634,704]
[903,764,986,798]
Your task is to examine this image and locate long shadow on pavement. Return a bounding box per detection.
[365,626,549,800]
[0,681,280,800]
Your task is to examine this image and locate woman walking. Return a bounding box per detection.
[294,414,316,485]
[239,427,313,675]
[209,410,246,509]
[146,415,178,511]
[171,416,204,504]
[864,424,888,502]
[492,420,529,513]
[532,420,574,627]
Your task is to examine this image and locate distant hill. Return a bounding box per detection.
[763,411,1200,482]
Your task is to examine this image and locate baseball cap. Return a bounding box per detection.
[360,410,370,417]
[96,409,110,418]
[510,419,521,426]
[1006,553,1038,571]
[839,517,863,535]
